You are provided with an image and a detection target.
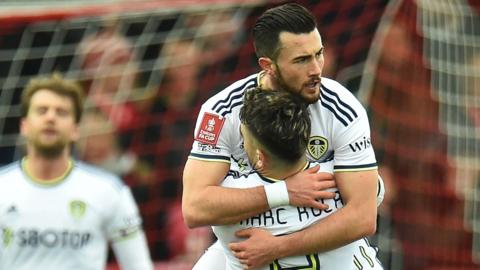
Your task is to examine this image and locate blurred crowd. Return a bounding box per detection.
[1,1,479,269]
[66,2,390,266]
[72,12,242,265]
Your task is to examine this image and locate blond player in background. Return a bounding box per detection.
[0,73,153,270]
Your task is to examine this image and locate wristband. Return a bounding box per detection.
[264,181,290,208]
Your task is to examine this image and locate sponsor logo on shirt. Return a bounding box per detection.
[349,137,372,152]
[2,228,13,247]
[197,143,222,154]
[1,228,92,249]
[195,113,225,145]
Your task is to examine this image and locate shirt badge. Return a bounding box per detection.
[195,112,225,145]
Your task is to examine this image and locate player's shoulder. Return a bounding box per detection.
[0,162,22,192]
[317,77,367,126]
[0,161,21,178]
[73,161,125,191]
[201,73,259,117]
[320,77,362,107]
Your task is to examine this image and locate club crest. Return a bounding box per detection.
[307,136,328,160]
[69,200,86,220]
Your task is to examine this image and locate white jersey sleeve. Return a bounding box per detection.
[315,78,377,171]
[111,230,153,270]
[105,186,143,241]
[189,74,259,163]
[106,186,153,270]
[189,103,234,163]
[332,105,376,171]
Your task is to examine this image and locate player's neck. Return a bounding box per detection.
[24,151,72,182]
[262,158,308,181]
[259,71,277,91]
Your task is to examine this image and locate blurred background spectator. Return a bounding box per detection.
[77,108,136,176]
[0,1,478,269]
[364,1,479,269]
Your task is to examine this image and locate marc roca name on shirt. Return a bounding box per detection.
[240,191,343,227]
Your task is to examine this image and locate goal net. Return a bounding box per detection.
[358,0,480,269]
[0,0,391,266]
[9,0,479,269]
[0,0,261,264]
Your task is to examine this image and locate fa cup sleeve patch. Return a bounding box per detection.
[195,112,225,145]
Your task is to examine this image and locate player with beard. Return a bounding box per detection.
[183,3,381,269]
[0,73,153,270]
[211,87,383,269]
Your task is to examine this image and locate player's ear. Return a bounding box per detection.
[255,149,266,169]
[258,57,274,76]
[20,117,28,137]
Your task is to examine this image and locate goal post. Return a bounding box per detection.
[7,0,479,269]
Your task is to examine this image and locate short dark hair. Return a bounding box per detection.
[253,3,317,59]
[240,87,310,163]
[21,73,85,123]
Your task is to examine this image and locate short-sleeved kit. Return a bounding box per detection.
[0,160,143,270]
[190,74,382,269]
[213,161,383,269]
[189,73,377,173]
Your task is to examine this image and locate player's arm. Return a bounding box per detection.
[111,230,153,270]
[277,169,378,254]
[182,106,274,227]
[229,169,378,269]
[182,158,335,227]
[184,102,335,227]
[229,104,379,267]
[108,186,154,270]
[182,158,268,227]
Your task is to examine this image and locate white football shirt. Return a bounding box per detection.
[189,73,377,173]
[0,159,151,270]
[213,161,383,270]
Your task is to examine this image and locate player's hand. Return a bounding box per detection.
[229,228,279,269]
[285,164,335,209]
